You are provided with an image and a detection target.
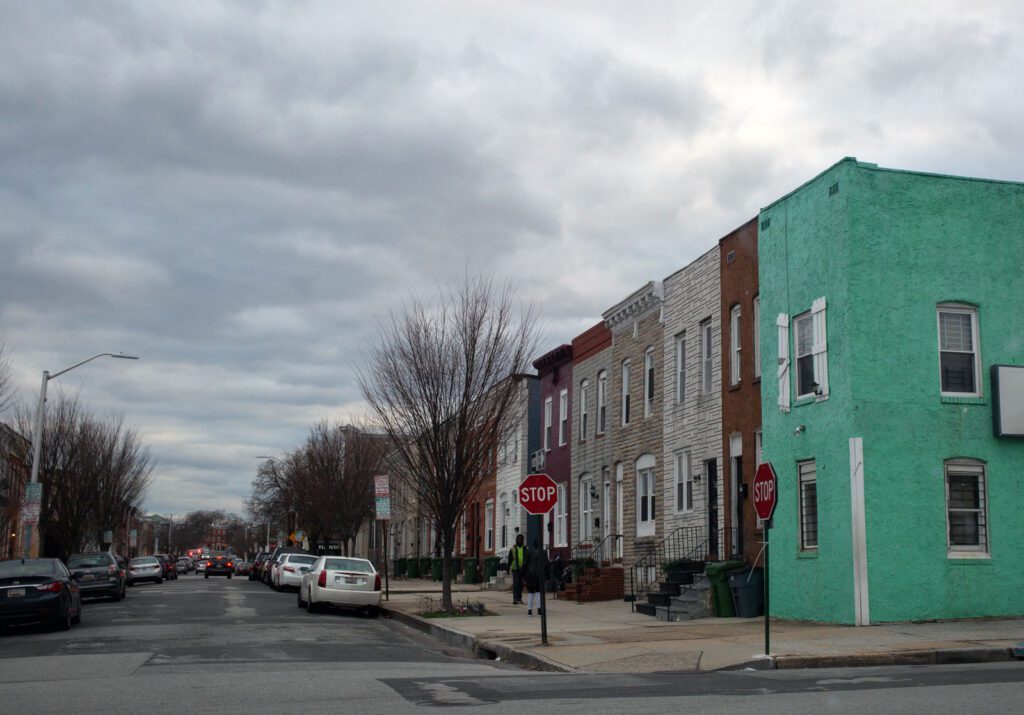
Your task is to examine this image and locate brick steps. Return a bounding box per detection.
[560,566,624,603]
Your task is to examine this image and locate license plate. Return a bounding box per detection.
[337,576,365,585]
[6,588,25,598]
[81,574,95,581]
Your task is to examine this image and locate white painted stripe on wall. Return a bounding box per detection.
[849,437,870,626]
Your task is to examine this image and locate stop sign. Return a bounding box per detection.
[753,462,778,521]
[519,473,559,515]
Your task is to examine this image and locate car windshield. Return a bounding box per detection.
[132,557,158,566]
[208,551,228,558]
[287,555,317,565]
[67,554,110,568]
[0,559,57,577]
[323,558,374,573]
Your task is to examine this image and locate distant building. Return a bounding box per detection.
[0,424,30,560]
[532,344,574,560]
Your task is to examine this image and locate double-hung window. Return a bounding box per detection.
[675,332,686,403]
[753,296,761,379]
[597,371,608,434]
[621,360,631,426]
[938,305,981,396]
[644,347,655,417]
[636,455,656,537]
[579,475,593,541]
[798,460,818,550]
[579,379,589,441]
[558,389,568,446]
[794,297,829,400]
[554,484,567,546]
[675,451,693,512]
[730,305,742,386]
[543,397,552,451]
[945,460,988,555]
[700,319,713,395]
[484,500,494,551]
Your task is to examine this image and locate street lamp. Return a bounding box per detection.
[23,352,139,558]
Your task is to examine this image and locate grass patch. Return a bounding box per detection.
[417,596,495,618]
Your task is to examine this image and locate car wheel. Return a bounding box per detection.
[56,603,72,631]
[204,573,209,579]
[111,587,121,602]
[365,606,380,619]
[227,573,232,580]
[157,578,163,584]
[71,603,82,625]
[297,588,306,608]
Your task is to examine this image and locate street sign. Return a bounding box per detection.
[518,473,558,515]
[753,462,778,521]
[374,475,391,520]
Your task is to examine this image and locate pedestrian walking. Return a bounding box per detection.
[524,538,545,616]
[508,534,526,605]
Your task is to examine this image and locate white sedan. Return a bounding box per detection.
[298,556,382,615]
[273,554,318,591]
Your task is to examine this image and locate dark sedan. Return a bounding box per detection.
[67,552,127,602]
[0,558,82,631]
[204,551,234,579]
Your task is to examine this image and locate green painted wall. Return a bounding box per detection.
[759,158,1024,624]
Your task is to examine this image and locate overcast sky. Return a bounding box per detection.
[1,1,1021,516]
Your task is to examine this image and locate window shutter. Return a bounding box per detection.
[811,297,829,398]
[777,313,790,413]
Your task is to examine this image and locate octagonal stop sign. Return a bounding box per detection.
[753,462,778,521]
[519,473,559,515]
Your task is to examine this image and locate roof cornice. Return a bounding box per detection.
[602,280,663,330]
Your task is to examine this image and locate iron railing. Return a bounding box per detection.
[628,527,740,611]
[564,533,623,602]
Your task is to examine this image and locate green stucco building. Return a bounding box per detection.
[758,158,1024,624]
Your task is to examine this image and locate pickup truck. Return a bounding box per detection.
[204,551,235,579]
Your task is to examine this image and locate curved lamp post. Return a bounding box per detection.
[23,352,139,558]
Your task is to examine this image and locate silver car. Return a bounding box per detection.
[127,556,163,585]
[298,556,381,615]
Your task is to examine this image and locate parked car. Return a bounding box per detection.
[273,554,318,591]
[249,553,269,581]
[154,554,178,581]
[265,547,308,585]
[0,558,82,630]
[66,552,127,602]
[204,551,234,579]
[128,556,164,585]
[298,556,381,616]
[175,558,190,574]
[234,561,251,576]
[194,559,206,575]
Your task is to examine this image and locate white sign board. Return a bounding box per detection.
[992,365,1024,437]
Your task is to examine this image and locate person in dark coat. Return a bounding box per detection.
[524,539,545,616]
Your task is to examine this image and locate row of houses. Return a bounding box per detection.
[385,157,1024,625]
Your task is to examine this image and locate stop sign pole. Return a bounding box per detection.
[519,473,558,646]
[753,462,778,658]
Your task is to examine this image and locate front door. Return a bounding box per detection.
[706,459,719,557]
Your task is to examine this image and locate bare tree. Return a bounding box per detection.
[0,340,14,415]
[358,274,538,610]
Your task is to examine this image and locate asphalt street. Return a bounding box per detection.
[1,573,1022,713]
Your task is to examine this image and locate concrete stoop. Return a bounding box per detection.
[653,577,713,621]
[483,573,513,591]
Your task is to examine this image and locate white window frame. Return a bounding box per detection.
[621,360,632,426]
[543,396,553,451]
[777,313,791,412]
[700,319,713,395]
[794,298,830,401]
[579,379,589,441]
[636,454,656,537]
[602,468,611,544]
[794,311,815,399]
[798,460,818,551]
[938,305,981,397]
[460,513,467,554]
[558,388,568,446]
[753,296,761,379]
[644,347,655,417]
[597,370,608,434]
[615,463,624,557]
[484,499,494,551]
[499,493,508,550]
[730,304,742,386]
[675,332,686,404]
[945,460,989,556]
[579,475,593,542]
[554,484,568,547]
[674,451,693,513]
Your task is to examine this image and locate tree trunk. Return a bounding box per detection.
[442,527,454,611]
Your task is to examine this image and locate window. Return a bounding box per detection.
[753,296,761,379]
[597,371,608,434]
[636,454,656,537]
[579,379,589,441]
[938,305,980,396]
[945,460,988,555]
[615,463,624,557]
[513,429,519,463]
[558,389,568,446]
[484,500,494,551]
[794,297,829,400]
[644,347,655,417]
[730,304,742,386]
[755,430,763,469]
[675,332,686,403]
[602,467,612,543]
[700,319,713,394]
[621,360,631,425]
[579,475,593,541]
[460,514,467,554]
[675,451,693,512]
[798,461,818,550]
[554,484,567,546]
[543,397,552,451]
[499,493,508,550]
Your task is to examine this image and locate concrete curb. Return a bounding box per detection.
[722,646,1016,671]
[382,606,573,673]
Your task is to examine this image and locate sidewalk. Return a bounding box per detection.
[381,579,1024,672]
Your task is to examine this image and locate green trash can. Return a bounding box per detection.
[431,558,443,581]
[705,560,746,617]
[395,557,407,577]
[406,558,420,579]
[419,557,432,578]
[463,557,479,584]
[452,557,463,576]
[484,556,500,580]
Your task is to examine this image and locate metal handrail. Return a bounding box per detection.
[628,527,741,611]
[565,533,622,602]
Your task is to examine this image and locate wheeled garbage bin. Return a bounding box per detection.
[729,567,764,618]
[704,560,746,617]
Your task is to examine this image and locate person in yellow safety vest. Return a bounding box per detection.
[508,533,526,605]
